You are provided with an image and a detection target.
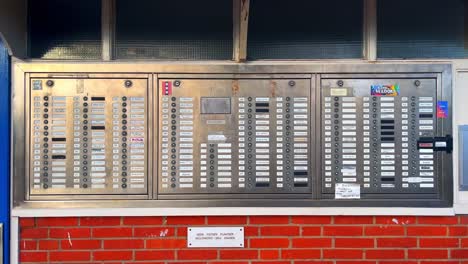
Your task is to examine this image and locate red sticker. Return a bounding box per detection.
[162,81,172,96]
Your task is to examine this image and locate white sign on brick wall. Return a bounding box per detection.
[187,227,244,248]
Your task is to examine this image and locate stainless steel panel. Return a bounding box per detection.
[320,77,440,196]
[157,78,312,196]
[10,62,452,208]
[27,76,150,197]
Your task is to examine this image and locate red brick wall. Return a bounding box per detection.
[19,216,468,263]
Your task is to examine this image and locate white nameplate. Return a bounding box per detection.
[187,227,244,248]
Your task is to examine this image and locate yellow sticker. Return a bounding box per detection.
[330,88,348,96]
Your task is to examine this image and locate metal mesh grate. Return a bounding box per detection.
[247,0,363,60]
[115,0,232,60]
[378,0,468,59]
[29,0,102,60]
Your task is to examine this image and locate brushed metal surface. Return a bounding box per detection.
[10,62,453,209]
[27,76,150,198]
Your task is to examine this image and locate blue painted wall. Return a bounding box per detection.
[0,38,11,263]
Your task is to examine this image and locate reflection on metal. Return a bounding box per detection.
[12,62,453,209]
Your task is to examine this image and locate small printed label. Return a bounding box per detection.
[32,80,43,90]
[330,88,348,96]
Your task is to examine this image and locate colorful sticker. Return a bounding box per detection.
[370,85,400,96]
[437,101,448,118]
[162,81,172,96]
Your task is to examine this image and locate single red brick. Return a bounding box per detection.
[379,260,418,264]
[408,249,448,259]
[323,226,363,236]
[207,216,247,225]
[420,260,458,264]
[463,238,468,247]
[449,226,468,236]
[125,262,165,264]
[21,228,48,239]
[418,216,458,225]
[377,238,417,248]
[302,226,321,236]
[123,216,163,225]
[252,262,290,264]
[93,250,132,261]
[146,238,186,248]
[336,262,377,264]
[37,217,78,227]
[451,249,468,258]
[92,227,132,238]
[365,226,404,236]
[60,239,101,250]
[375,216,416,225]
[260,250,279,260]
[50,251,90,262]
[104,239,144,249]
[335,238,374,248]
[135,250,175,260]
[38,240,59,250]
[291,216,331,224]
[211,262,249,264]
[292,238,332,248]
[249,216,289,225]
[366,249,405,259]
[294,260,333,264]
[420,238,459,248]
[49,228,90,239]
[20,252,47,262]
[80,217,121,226]
[177,227,187,237]
[20,240,37,250]
[281,249,321,259]
[334,216,374,224]
[407,226,447,236]
[460,216,468,224]
[166,216,205,225]
[220,250,258,260]
[245,226,259,236]
[178,250,218,260]
[323,249,363,259]
[134,227,175,237]
[19,218,35,228]
[260,226,300,236]
[250,238,289,248]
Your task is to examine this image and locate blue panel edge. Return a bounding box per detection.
[0,37,10,263]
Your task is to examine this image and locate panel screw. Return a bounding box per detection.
[46,80,54,87]
[174,80,181,87]
[288,80,296,87]
[337,80,344,87]
[124,80,133,88]
[414,80,421,87]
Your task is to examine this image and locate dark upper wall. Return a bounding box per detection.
[0,0,27,58]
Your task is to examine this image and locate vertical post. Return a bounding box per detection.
[233,0,250,62]
[0,37,10,264]
[102,0,116,61]
[363,0,377,61]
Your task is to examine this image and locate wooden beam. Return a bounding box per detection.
[233,0,250,62]
[102,0,116,61]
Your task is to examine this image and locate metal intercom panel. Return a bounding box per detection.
[157,78,313,198]
[13,63,453,208]
[320,75,451,199]
[27,75,151,198]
